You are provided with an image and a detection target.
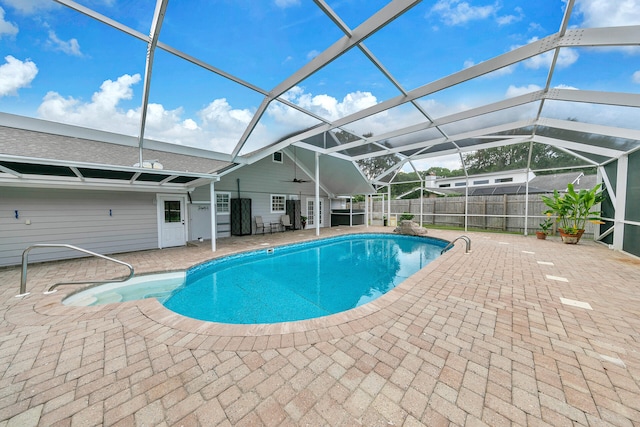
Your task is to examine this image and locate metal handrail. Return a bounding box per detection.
[18,244,134,297]
[441,235,472,255]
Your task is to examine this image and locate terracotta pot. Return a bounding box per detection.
[559,229,584,244]
[535,231,547,240]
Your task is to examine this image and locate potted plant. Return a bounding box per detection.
[536,217,553,239]
[541,182,605,244]
[300,215,307,229]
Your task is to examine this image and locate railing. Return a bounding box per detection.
[441,235,472,255]
[18,244,134,297]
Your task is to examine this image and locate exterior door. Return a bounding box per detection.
[158,195,187,248]
[306,198,324,228]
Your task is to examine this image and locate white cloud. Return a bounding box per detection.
[430,0,497,25]
[554,84,579,90]
[37,74,142,132]
[505,84,542,98]
[306,50,319,60]
[198,98,254,149]
[0,0,56,14]
[523,37,579,69]
[274,0,300,7]
[633,70,640,84]
[0,6,18,38]
[273,86,378,124]
[574,0,640,28]
[496,6,524,26]
[35,73,255,153]
[0,55,38,97]
[46,30,82,56]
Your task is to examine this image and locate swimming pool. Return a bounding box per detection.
[64,234,447,324]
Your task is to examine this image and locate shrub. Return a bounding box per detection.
[399,212,414,221]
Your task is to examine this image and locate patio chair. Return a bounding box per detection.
[255,216,269,234]
[280,214,294,231]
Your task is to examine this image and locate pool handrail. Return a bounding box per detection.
[18,244,134,297]
[440,235,472,255]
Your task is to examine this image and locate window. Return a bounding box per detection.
[495,177,513,183]
[439,184,451,188]
[272,151,283,163]
[454,182,465,187]
[271,194,286,213]
[473,179,489,185]
[164,201,181,223]
[216,192,230,214]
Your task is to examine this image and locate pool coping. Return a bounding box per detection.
[30,233,450,349]
[29,231,450,349]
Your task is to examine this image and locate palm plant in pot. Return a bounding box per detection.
[536,217,553,239]
[541,182,605,244]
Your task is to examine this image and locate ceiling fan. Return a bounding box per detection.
[284,147,310,183]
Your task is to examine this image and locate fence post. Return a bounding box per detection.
[503,194,508,231]
[483,198,487,230]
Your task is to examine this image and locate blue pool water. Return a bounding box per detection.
[163,234,446,324]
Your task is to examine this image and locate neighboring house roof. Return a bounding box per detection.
[528,171,596,192]
[395,171,598,198]
[466,184,549,196]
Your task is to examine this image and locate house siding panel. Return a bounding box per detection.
[0,187,158,267]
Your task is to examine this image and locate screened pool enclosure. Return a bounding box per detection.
[0,0,639,256]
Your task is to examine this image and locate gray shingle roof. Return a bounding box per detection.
[0,125,232,174]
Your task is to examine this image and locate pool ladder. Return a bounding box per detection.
[17,244,134,297]
[441,235,472,255]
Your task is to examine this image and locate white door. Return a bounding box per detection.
[306,198,325,228]
[158,196,187,248]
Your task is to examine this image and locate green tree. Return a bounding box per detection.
[424,166,465,178]
[462,142,593,175]
[333,130,401,180]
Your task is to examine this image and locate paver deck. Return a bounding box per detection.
[1,227,639,426]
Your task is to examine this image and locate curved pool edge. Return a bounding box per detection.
[184,232,450,283]
[32,230,456,350]
[120,257,436,349]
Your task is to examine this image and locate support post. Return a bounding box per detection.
[613,155,628,250]
[387,185,391,226]
[419,178,424,227]
[315,152,320,236]
[210,181,217,252]
[365,194,369,228]
[349,196,353,227]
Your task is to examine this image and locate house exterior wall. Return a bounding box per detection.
[1,187,158,267]
[435,170,534,188]
[190,153,330,237]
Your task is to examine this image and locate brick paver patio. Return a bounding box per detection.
[1,227,639,426]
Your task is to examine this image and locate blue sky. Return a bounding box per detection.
[0,0,639,169]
